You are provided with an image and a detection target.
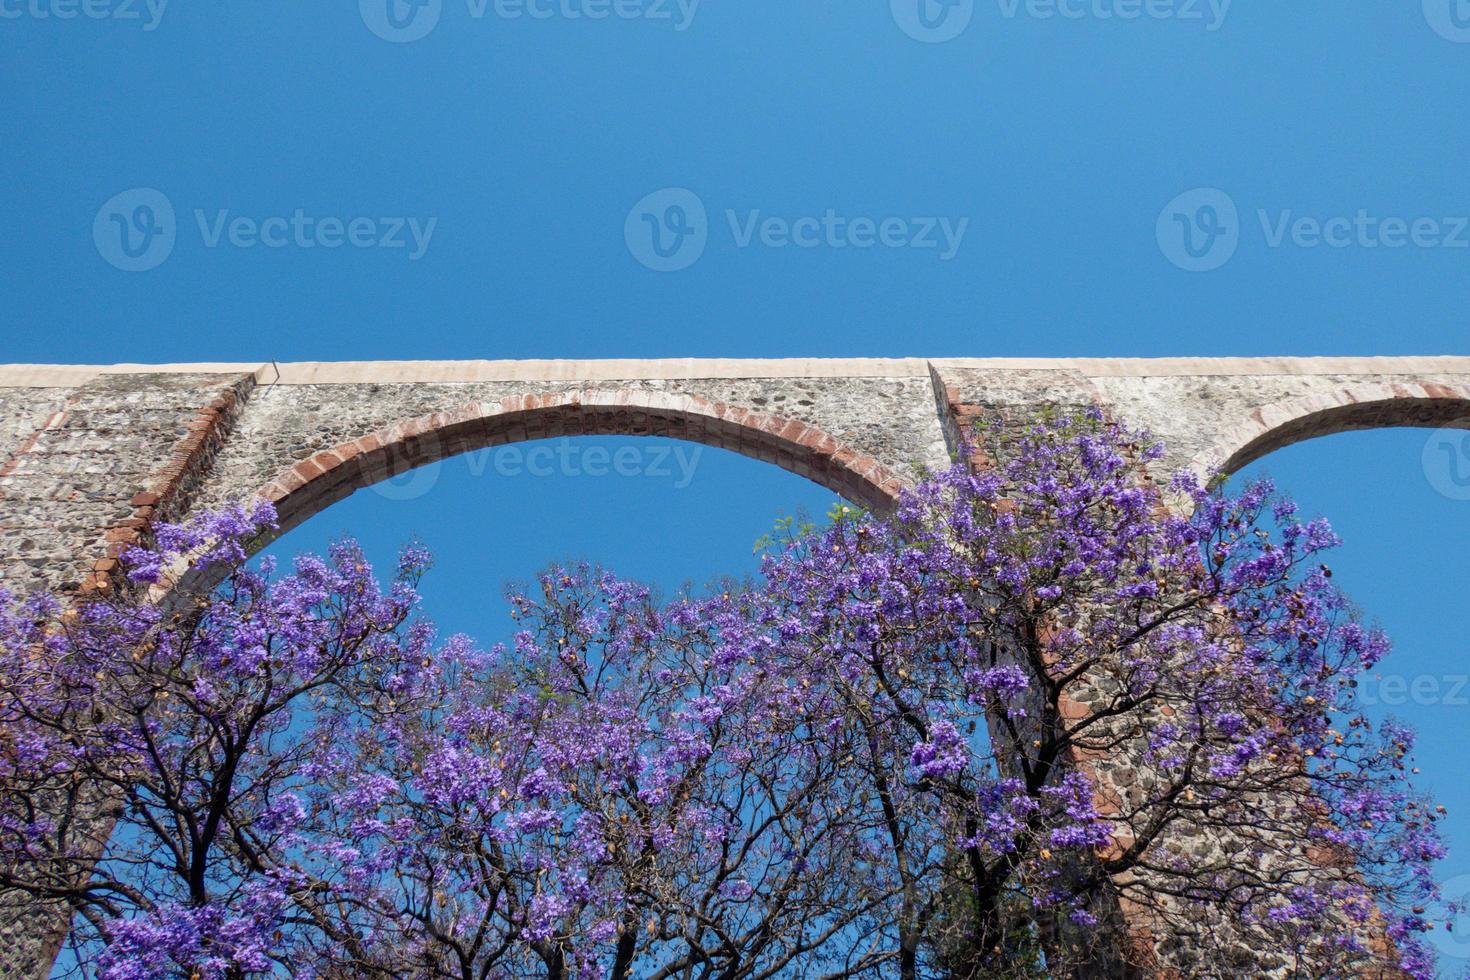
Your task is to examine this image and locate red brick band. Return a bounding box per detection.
[254,390,908,535]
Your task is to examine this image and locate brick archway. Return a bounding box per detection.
[1191,381,1470,479]
[252,389,908,536]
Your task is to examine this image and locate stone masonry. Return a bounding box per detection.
[0,356,1467,976]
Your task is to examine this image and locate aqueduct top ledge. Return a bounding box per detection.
[0,356,1466,600]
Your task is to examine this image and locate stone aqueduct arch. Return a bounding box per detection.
[0,355,1467,975]
[1190,379,1470,478]
[259,389,910,539]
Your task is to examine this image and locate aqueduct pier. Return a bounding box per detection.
[0,355,1468,974]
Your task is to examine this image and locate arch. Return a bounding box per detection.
[1191,381,1470,480]
[251,389,908,537]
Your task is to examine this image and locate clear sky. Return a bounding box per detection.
[4,1,1469,972]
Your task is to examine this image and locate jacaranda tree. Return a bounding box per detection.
[0,411,1453,978]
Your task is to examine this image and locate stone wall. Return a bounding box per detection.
[0,356,1466,977]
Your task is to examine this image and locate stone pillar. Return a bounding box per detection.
[0,371,253,978]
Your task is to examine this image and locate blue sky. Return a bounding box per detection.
[5,0,1469,971]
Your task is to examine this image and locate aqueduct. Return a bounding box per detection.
[1,355,1468,975]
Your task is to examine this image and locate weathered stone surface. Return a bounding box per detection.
[190,375,951,524]
[0,373,252,598]
[0,356,1466,978]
